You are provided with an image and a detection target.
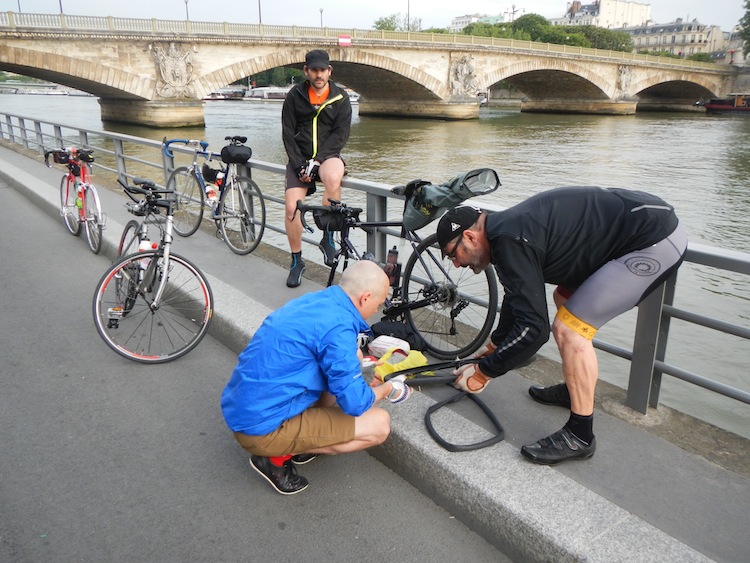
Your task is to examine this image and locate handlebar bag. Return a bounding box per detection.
[53,152,70,164]
[313,208,345,231]
[400,168,501,232]
[78,150,95,163]
[220,144,252,164]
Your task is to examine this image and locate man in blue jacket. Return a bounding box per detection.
[281,49,352,287]
[221,260,410,495]
[436,187,688,465]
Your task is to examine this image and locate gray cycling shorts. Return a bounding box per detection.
[556,223,688,339]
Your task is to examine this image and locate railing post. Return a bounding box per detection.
[365,192,388,261]
[647,271,678,408]
[162,142,175,185]
[18,118,29,148]
[112,138,127,184]
[626,281,667,413]
[53,125,63,147]
[34,122,44,153]
[5,115,15,143]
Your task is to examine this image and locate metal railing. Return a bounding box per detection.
[1,111,748,416]
[0,11,727,72]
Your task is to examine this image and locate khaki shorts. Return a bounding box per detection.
[232,406,355,457]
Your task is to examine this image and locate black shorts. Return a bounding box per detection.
[284,157,347,196]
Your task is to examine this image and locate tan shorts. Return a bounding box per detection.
[232,406,355,457]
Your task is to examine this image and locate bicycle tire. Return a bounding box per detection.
[92,250,214,363]
[401,232,498,359]
[83,185,103,254]
[118,220,142,257]
[59,175,81,236]
[167,167,204,237]
[218,176,266,255]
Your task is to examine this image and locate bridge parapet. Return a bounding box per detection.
[0,11,735,126]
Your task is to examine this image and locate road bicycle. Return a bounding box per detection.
[92,178,214,363]
[163,135,266,255]
[294,169,501,359]
[44,147,105,254]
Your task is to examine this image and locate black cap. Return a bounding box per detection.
[436,206,482,255]
[305,49,330,70]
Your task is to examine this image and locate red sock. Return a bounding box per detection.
[269,455,292,467]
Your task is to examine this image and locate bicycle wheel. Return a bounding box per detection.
[92,250,214,363]
[218,176,266,255]
[83,185,104,254]
[401,233,498,359]
[118,220,142,257]
[167,167,204,237]
[59,175,81,236]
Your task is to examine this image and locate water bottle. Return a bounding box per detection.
[384,246,400,287]
[206,184,219,204]
[75,185,83,208]
[215,171,225,188]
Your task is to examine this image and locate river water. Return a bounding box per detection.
[3,94,749,438]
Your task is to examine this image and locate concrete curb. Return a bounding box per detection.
[0,154,714,562]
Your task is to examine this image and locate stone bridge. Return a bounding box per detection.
[0,11,736,127]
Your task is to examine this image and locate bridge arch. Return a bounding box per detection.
[0,44,154,99]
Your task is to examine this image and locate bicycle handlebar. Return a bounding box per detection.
[162,137,209,158]
[43,147,94,167]
[294,199,363,234]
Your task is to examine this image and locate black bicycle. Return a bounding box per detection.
[295,169,500,359]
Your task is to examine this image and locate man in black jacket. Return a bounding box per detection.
[436,187,688,465]
[281,49,352,287]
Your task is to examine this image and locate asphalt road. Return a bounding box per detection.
[0,182,509,562]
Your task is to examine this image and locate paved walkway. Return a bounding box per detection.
[1,143,748,562]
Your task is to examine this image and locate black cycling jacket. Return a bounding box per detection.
[478,186,679,377]
[281,80,352,170]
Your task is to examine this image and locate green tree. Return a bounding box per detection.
[562,25,632,51]
[687,53,715,63]
[538,27,590,47]
[511,13,550,41]
[741,1,750,57]
[373,13,421,31]
[462,22,530,40]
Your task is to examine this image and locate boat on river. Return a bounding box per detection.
[697,93,750,115]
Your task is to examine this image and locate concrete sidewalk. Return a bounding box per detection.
[1,142,747,562]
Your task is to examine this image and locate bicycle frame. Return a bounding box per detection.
[163,138,224,201]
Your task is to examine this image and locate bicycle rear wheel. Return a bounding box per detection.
[401,233,498,359]
[118,220,142,257]
[59,175,81,236]
[83,185,103,254]
[92,251,214,363]
[218,176,266,255]
[167,167,204,237]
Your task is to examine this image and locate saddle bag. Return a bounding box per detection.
[220,144,252,164]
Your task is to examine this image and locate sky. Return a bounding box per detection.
[2,1,745,32]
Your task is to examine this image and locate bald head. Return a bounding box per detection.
[340,260,390,320]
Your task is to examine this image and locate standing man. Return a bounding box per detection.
[436,187,688,465]
[282,49,352,287]
[221,261,412,495]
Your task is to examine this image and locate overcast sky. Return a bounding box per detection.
[3,1,744,32]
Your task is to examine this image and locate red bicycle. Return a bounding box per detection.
[44,147,105,254]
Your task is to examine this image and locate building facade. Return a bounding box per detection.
[623,18,724,58]
[549,0,651,29]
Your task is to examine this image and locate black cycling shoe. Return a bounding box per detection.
[250,456,309,495]
[528,383,571,408]
[291,453,318,465]
[319,233,337,267]
[286,256,305,288]
[520,427,596,465]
